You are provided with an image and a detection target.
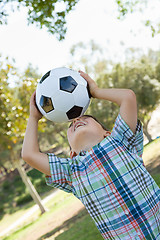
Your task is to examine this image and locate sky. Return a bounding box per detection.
[0,0,160,76]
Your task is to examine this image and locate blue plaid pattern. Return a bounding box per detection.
[46,114,160,239]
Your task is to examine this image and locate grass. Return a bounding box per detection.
[143,137,160,164]
[0,168,53,234]
[0,168,51,220]
[2,191,78,240]
[1,138,160,240]
[48,210,103,240]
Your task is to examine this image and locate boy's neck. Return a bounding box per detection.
[75,137,104,155]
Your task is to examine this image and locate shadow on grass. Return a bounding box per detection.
[37,208,103,240]
[37,209,88,240]
[146,155,160,176]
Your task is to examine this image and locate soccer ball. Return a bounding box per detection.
[36,67,91,122]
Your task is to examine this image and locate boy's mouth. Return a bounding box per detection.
[74,121,86,131]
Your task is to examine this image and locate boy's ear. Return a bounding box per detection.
[70,150,77,159]
[104,131,111,138]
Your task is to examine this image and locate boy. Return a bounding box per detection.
[22,71,160,239]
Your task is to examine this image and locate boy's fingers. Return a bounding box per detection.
[79,70,92,82]
[31,91,36,102]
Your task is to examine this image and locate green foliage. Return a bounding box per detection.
[0,0,79,40]
[15,193,32,206]
[115,0,160,37]
[1,0,160,39]
[2,180,10,190]
[0,168,52,219]
[116,0,146,18]
[155,60,160,81]
[88,52,160,140]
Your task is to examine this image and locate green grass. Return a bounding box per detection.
[55,211,103,240]
[151,174,160,188]
[2,191,77,240]
[0,168,51,219]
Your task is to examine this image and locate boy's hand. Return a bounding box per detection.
[79,70,99,98]
[30,91,43,121]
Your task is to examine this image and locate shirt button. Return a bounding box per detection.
[124,210,129,215]
[101,169,104,173]
[137,231,141,236]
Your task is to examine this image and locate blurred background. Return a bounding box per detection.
[0,0,160,239]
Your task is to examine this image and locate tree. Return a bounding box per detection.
[115,0,160,37]
[109,58,160,142]
[1,0,159,40]
[0,0,79,40]
[69,40,110,78]
[0,59,47,214]
[69,41,160,142]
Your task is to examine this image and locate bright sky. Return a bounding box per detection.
[0,0,160,75]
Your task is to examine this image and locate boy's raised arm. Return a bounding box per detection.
[21,92,50,175]
[79,71,137,134]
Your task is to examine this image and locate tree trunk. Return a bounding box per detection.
[15,159,47,214]
[143,118,153,143]
[143,128,153,143]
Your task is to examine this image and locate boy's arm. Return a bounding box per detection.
[79,71,137,134]
[21,92,50,175]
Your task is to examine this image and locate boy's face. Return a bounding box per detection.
[67,116,110,154]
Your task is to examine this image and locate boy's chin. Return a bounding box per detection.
[74,128,93,139]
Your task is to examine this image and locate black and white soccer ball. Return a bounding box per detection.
[36,67,91,122]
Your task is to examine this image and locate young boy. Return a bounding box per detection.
[22,71,160,239]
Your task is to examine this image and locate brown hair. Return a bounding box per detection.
[83,115,109,131]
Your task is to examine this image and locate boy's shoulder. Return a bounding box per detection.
[111,113,143,156]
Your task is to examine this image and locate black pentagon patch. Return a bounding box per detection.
[40,71,51,84]
[60,76,77,93]
[67,106,83,120]
[40,95,54,113]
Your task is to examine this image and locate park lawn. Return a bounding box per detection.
[2,190,78,240]
[53,210,103,240]
[143,138,160,165]
[1,138,160,240]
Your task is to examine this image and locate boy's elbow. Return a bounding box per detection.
[21,150,33,164]
[126,89,136,101]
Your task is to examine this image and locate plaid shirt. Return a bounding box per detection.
[46,114,160,239]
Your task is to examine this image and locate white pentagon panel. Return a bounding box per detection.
[36,84,41,105]
[46,109,68,123]
[39,75,59,97]
[53,91,75,112]
[51,67,71,79]
[73,85,90,107]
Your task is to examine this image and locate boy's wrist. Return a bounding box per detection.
[92,87,102,99]
[28,115,40,122]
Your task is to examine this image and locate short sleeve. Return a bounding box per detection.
[111,113,144,157]
[45,153,73,193]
